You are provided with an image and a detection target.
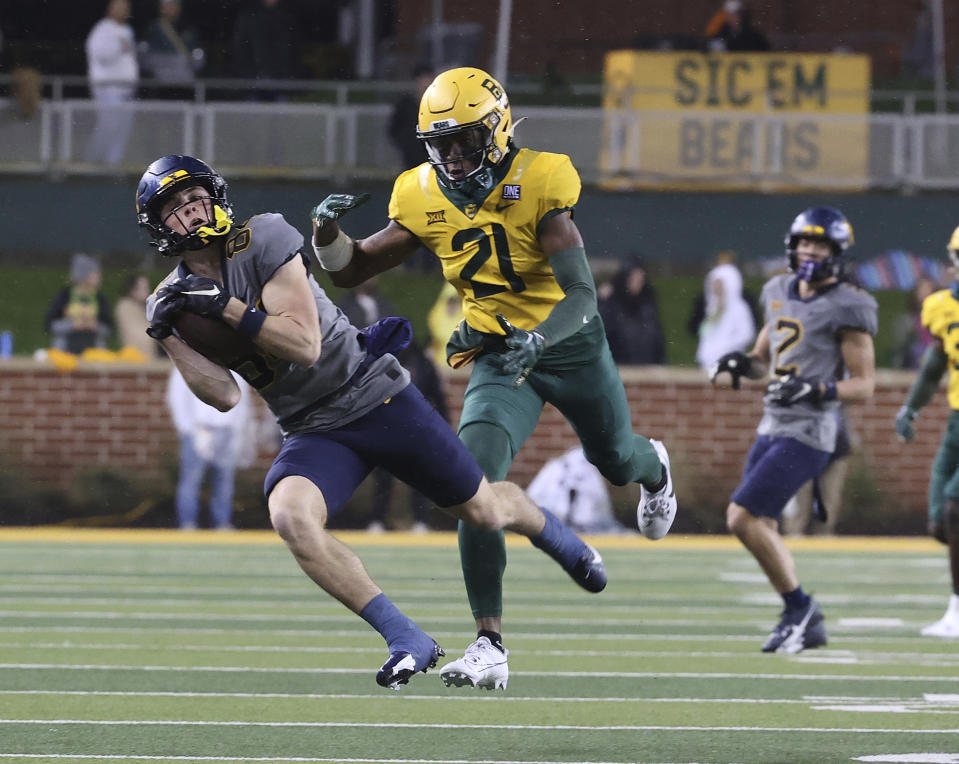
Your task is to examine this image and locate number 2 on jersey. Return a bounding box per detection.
[454,223,526,299]
[773,317,803,376]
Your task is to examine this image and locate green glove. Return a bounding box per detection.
[896,405,918,442]
[496,313,546,387]
[310,193,371,228]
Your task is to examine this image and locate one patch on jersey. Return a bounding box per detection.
[426,210,446,225]
[502,184,521,200]
[770,299,783,311]
[464,203,479,219]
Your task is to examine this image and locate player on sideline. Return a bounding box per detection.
[308,66,676,690]
[710,206,877,653]
[135,154,607,690]
[895,225,959,639]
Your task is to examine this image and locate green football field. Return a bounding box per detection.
[0,528,956,764]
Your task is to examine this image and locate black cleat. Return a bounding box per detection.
[761,598,828,654]
[567,543,607,593]
[375,640,444,690]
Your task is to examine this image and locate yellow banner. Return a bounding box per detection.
[601,51,871,191]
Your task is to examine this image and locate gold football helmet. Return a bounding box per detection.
[947,225,959,269]
[416,67,514,190]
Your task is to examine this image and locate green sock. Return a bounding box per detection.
[458,522,507,619]
[457,421,514,620]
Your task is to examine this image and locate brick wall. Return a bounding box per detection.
[0,360,941,518]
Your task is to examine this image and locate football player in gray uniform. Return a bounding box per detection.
[709,206,877,654]
[135,155,607,690]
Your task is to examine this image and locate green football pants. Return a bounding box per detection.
[455,342,661,619]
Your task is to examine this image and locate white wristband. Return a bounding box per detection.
[312,228,354,272]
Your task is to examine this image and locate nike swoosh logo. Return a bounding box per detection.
[183,287,221,297]
[495,203,514,212]
[794,383,811,401]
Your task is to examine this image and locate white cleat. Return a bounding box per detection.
[440,636,509,690]
[637,439,677,540]
[921,594,959,638]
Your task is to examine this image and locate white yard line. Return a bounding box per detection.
[0,609,785,627]
[0,663,956,682]
[3,642,959,666]
[0,755,702,763]
[0,689,839,703]
[0,719,956,733]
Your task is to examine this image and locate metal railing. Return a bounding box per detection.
[2,94,959,189]
[4,73,959,111]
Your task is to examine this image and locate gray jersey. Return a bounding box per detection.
[756,274,877,452]
[148,213,410,433]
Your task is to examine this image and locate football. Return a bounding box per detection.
[172,312,258,367]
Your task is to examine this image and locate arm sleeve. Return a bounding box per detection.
[534,246,597,346]
[905,344,948,411]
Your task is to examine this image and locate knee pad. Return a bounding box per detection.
[458,421,514,481]
[590,435,659,487]
[597,453,637,487]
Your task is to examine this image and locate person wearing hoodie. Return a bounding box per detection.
[598,255,666,365]
[696,252,756,371]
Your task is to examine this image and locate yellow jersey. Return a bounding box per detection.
[388,148,581,334]
[921,288,959,409]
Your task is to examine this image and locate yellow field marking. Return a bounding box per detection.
[0,527,941,553]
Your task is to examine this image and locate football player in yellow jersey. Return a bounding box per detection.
[896,225,959,639]
[309,67,677,688]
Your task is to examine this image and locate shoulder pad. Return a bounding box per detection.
[229,213,304,260]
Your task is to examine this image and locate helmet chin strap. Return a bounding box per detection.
[195,204,233,244]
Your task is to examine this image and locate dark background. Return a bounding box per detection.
[1,0,953,83]
[0,0,393,78]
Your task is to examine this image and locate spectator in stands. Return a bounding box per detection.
[388,64,434,169]
[706,0,770,52]
[11,67,42,121]
[695,251,757,372]
[893,276,938,369]
[166,366,253,530]
[44,253,114,354]
[114,272,157,358]
[230,0,295,101]
[140,0,204,83]
[84,0,139,167]
[598,255,666,365]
